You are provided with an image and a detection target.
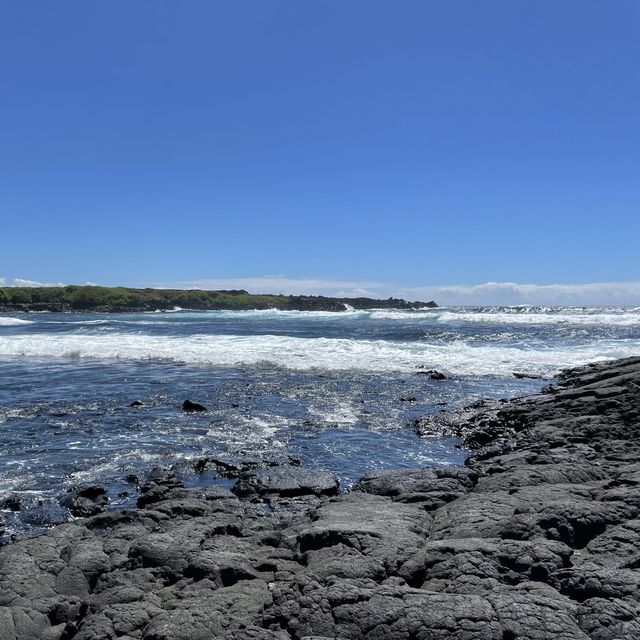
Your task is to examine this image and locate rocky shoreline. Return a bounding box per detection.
[2,357,639,639]
[0,285,437,313]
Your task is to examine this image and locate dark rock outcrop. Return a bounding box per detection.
[1,496,22,512]
[2,357,640,639]
[182,399,207,412]
[59,485,108,517]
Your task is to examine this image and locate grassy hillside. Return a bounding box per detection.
[0,285,437,312]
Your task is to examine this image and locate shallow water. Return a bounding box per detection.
[2,305,640,540]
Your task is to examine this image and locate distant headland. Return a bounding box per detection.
[0,285,437,313]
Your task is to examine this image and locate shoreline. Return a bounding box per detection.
[1,358,639,639]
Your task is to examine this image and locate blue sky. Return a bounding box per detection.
[1,1,639,303]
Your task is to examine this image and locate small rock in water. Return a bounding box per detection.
[129,400,144,407]
[400,396,417,402]
[193,458,208,473]
[147,466,181,486]
[513,372,544,379]
[1,495,22,511]
[182,399,207,412]
[125,474,139,484]
[416,369,447,380]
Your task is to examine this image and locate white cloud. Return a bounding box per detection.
[0,277,5,286]
[397,281,640,306]
[9,278,66,288]
[158,276,388,298]
[155,276,640,306]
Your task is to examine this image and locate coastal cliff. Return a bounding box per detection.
[1,357,639,639]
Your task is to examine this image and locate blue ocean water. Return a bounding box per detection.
[2,305,640,540]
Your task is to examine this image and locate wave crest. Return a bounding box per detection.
[0,317,34,327]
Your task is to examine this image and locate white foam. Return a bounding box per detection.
[369,308,640,326]
[435,310,640,326]
[207,414,289,447]
[159,308,369,321]
[310,401,359,425]
[0,317,34,326]
[2,331,640,377]
[369,310,439,320]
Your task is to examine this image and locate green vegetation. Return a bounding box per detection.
[0,285,437,312]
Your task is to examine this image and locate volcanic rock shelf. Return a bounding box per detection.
[1,358,640,639]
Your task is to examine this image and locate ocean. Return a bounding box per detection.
[2,305,640,540]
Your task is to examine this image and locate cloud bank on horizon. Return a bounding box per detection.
[156,277,640,307]
[3,276,640,306]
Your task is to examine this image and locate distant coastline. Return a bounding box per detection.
[0,285,437,313]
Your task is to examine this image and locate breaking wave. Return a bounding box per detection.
[2,332,640,377]
[0,317,34,326]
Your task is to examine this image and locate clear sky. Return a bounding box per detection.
[1,1,639,303]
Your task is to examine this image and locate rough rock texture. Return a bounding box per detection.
[60,485,109,518]
[1,357,640,639]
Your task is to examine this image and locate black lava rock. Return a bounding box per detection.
[60,484,108,517]
[1,496,22,512]
[4,357,640,640]
[182,399,207,412]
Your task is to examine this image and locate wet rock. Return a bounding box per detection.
[415,368,447,380]
[411,404,490,437]
[129,400,144,407]
[182,399,207,412]
[1,496,22,512]
[60,485,108,517]
[137,467,184,508]
[193,458,207,473]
